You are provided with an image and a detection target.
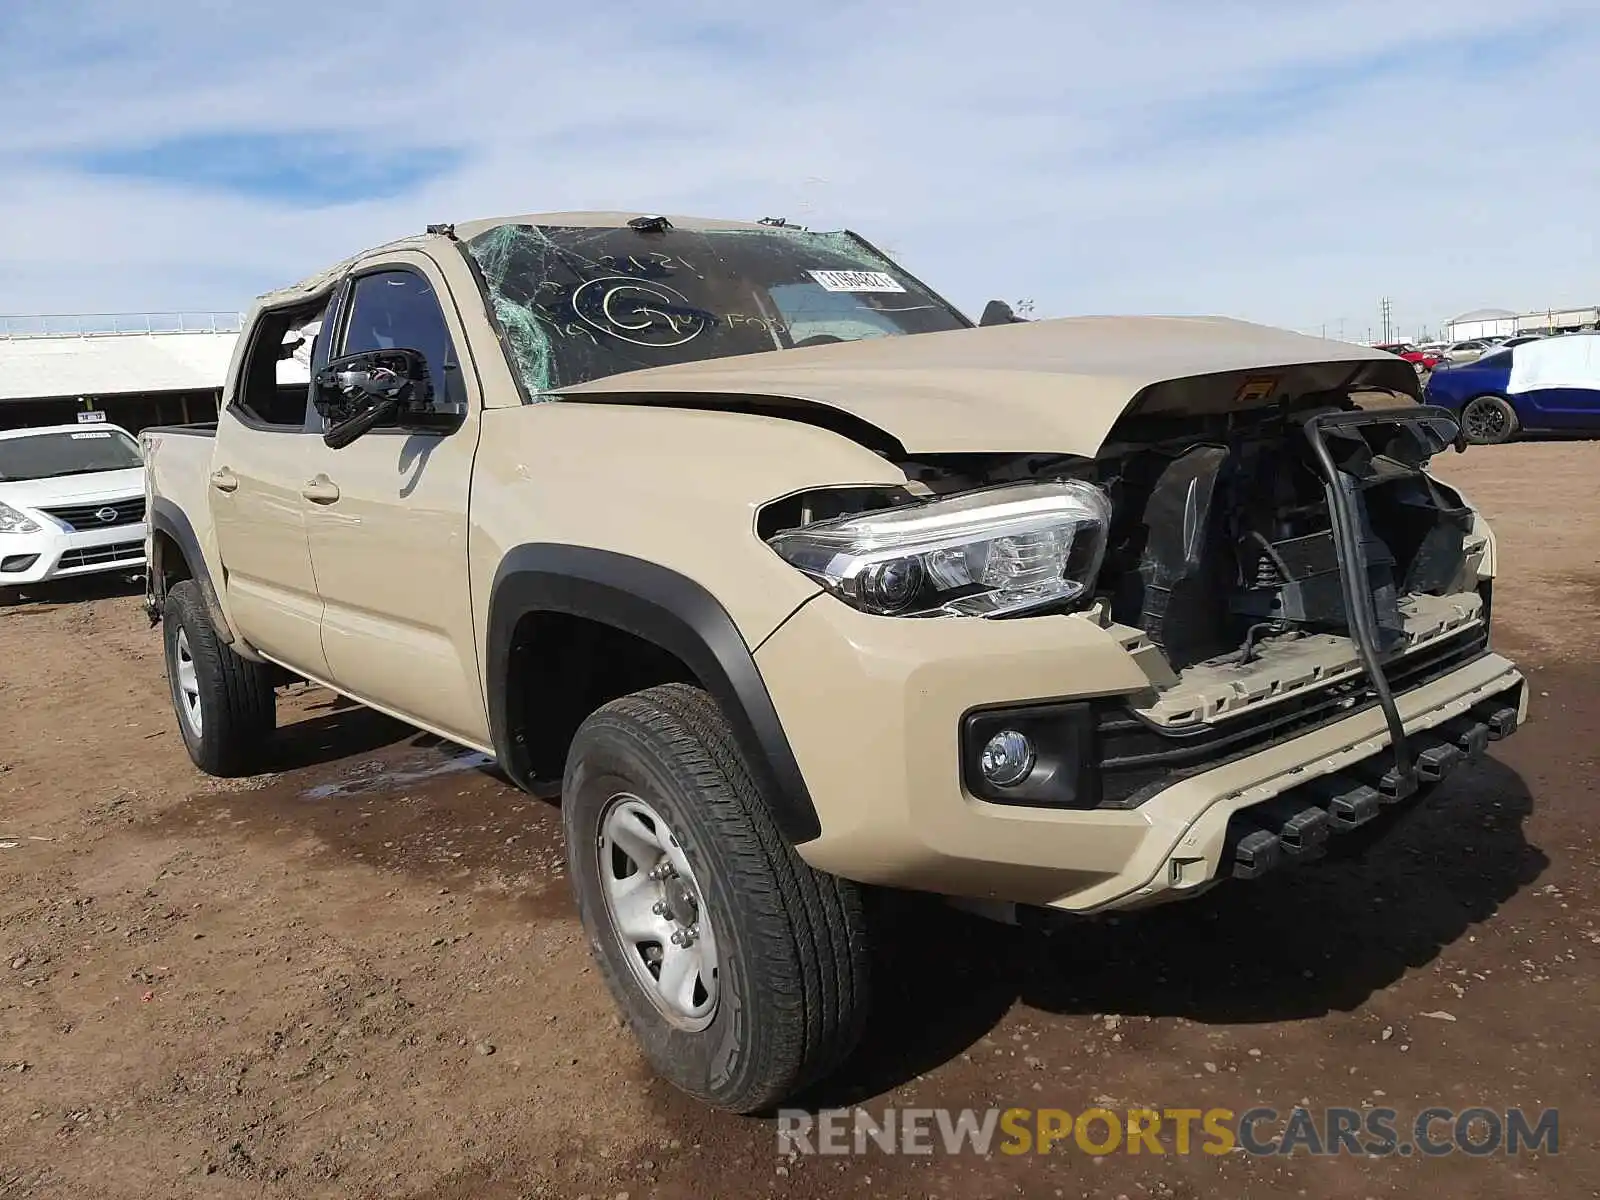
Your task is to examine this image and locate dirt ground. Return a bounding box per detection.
[3,441,1598,1199]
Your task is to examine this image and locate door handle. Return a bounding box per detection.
[301,475,341,505]
[209,467,239,493]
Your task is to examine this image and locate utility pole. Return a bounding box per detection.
[1380,296,1393,343]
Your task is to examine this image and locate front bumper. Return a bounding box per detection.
[0,521,148,586]
[756,597,1525,913]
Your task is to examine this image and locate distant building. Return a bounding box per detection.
[0,312,305,435]
[1445,305,1600,342]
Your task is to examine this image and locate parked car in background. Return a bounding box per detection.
[1500,334,1546,350]
[1444,340,1492,364]
[1425,333,1600,443]
[0,422,147,601]
[1373,341,1442,372]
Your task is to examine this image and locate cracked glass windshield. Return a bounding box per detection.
[462,223,970,395]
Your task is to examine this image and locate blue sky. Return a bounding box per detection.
[1,0,1596,339]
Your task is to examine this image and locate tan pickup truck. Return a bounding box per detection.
[142,211,1526,1113]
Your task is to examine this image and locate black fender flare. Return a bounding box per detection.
[148,497,234,644]
[487,544,821,844]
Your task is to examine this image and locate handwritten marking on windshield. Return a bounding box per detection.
[571,277,710,347]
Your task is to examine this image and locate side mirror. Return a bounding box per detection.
[980,300,1027,327]
[314,348,433,449]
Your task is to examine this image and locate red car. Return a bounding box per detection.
[1374,341,1443,372]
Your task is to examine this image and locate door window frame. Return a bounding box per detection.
[229,296,332,434]
[317,261,469,439]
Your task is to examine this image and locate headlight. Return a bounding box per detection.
[767,480,1111,617]
[0,501,41,535]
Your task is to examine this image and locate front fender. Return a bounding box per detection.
[486,544,822,843]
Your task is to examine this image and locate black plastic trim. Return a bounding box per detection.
[486,544,821,843]
[141,423,218,438]
[1094,624,1490,807]
[147,496,232,643]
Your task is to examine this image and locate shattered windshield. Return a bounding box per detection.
[462,223,970,395]
[0,429,142,481]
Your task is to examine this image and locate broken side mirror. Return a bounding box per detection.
[314,348,446,449]
[980,300,1027,326]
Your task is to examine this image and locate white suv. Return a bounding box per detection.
[0,423,148,599]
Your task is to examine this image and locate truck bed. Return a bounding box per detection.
[141,422,225,621]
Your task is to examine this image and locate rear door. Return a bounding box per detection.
[300,254,490,746]
[210,302,332,676]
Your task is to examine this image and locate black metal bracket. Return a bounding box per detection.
[1299,406,1463,781]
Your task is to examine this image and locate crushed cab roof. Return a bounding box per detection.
[254,212,777,307]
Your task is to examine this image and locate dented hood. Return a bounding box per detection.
[555,315,1420,456]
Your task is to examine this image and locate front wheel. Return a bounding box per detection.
[1460,394,1519,445]
[162,580,276,775]
[562,683,870,1114]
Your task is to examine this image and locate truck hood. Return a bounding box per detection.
[0,467,145,509]
[555,315,1420,456]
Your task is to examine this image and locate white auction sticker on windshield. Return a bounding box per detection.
[70,431,112,439]
[806,269,906,294]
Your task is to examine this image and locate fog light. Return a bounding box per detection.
[979,729,1035,787]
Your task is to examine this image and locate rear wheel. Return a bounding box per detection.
[563,682,870,1114]
[162,580,276,775]
[1460,395,1518,445]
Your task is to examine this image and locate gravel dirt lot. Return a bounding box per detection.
[2,441,1598,1199]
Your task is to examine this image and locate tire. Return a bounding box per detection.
[562,682,869,1114]
[162,579,276,776]
[1460,395,1519,445]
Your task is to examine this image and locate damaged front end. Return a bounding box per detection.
[760,390,1517,877]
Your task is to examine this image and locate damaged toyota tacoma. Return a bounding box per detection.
[141,211,1526,1113]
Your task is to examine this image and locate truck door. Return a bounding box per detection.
[210,302,331,677]
[301,256,489,747]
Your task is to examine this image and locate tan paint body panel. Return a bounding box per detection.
[206,409,329,673]
[756,593,1524,911]
[466,402,904,652]
[558,315,1421,456]
[298,249,490,744]
[140,429,241,640]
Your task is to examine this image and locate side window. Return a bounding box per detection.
[337,269,460,405]
[233,298,328,428]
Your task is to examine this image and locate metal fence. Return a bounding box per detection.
[0,312,245,340]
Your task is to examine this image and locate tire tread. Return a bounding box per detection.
[567,683,868,1112]
[165,580,275,776]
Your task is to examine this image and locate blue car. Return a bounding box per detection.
[1425,333,1600,444]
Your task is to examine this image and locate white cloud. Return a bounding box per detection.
[1,0,1595,337]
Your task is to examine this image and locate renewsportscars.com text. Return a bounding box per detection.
[777,1106,1559,1158]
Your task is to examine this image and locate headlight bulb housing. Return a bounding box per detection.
[767,479,1111,618]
